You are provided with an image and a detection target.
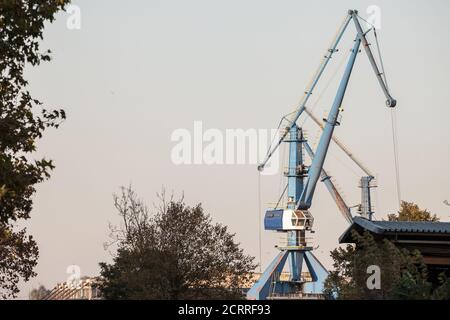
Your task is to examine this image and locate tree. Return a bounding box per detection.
[99,187,256,300]
[0,1,69,299]
[432,274,450,300]
[388,201,439,222]
[29,285,51,300]
[324,202,450,300]
[324,230,432,300]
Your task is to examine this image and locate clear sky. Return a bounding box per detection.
[18,0,450,297]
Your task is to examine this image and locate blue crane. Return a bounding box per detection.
[247,9,396,300]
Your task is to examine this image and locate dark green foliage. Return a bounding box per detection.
[0,0,69,299]
[29,285,51,300]
[99,187,256,300]
[0,226,40,298]
[99,248,179,300]
[432,274,450,300]
[324,230,431,300]
[324,202,449,300]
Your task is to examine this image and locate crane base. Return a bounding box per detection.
[246,249,328,300]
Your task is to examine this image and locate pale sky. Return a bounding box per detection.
[17,0,450,298]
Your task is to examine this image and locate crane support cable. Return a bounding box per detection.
[300,47,352,127]
[390,108,402,207]
[257,171,262,272]
[373,28,402,207]
[304,107,374,177]
[275,184,288,210]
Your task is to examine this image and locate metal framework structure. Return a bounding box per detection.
[247,10,396,300]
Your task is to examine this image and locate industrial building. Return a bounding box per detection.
[340,217,450,284]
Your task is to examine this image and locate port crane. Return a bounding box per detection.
[247,9,396,300]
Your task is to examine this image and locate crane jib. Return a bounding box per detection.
[297,37,361,210]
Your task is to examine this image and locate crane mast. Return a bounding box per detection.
[297,36,361,210]
[247,9,396,300]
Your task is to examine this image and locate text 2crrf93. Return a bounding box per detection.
[222,304,270,316]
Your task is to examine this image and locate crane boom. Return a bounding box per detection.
[295,11,398,210]
[303,142,353,223]
[350,11,396,108]
[297,37,362,210]
[257,14,352,171]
